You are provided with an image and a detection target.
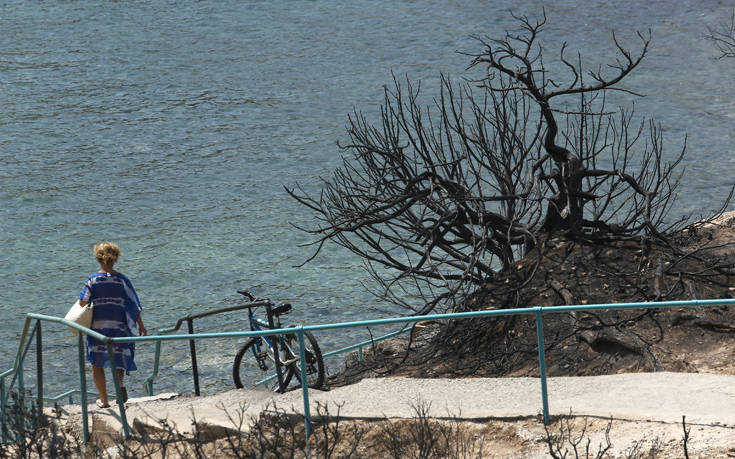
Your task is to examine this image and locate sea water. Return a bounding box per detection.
[1,0,733,396]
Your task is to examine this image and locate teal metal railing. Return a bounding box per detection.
[142,302,270,396]
[3,298,735,444]
[142,303,412,395]
[0,314,106,444]
[250,326,412,388]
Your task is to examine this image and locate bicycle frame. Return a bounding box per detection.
[248,314,274,356]
[244,304,289,392]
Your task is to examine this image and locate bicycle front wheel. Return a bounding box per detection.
[282,330,325,389]
[233,337,294,390]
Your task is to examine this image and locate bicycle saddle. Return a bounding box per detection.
[272,303,292,316]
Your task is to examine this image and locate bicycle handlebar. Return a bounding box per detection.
[238,289,291,316]
[237,289,258,302]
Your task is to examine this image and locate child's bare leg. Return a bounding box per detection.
[92,366,108,406]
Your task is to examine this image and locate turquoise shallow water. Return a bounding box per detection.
[1,0,734,395]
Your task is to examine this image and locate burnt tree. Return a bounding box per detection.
[289,12,696,315]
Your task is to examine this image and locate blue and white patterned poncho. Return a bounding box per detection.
[79,272,142,373]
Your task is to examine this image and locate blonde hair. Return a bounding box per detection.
[94,242,122,266]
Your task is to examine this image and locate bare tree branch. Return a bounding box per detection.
[707,9,735,59]
[289,12,693,315]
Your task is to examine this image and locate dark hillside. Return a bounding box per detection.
[329,213,735,387]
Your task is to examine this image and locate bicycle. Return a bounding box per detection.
[232,290,325,392]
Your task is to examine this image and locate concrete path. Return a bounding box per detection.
[48,372,735,441]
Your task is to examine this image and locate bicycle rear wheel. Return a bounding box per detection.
[232,337,294,390]
[282,330,325,389]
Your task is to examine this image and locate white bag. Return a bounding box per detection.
[65,300,93,335]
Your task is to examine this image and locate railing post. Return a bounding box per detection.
[146,340,161,396]
[297,328,312,439]
[107,343,130,439]
[11,320,41,440]
[16,356,24,444]
[534,308,550,424]
[17,355,24,409]
[187,319,201,396]
[36,320,43,412]
[78,334,89,443]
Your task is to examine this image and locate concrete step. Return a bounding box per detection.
[44,373,735,445]
[45,389,284,442]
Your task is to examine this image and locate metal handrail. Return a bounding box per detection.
[112,297,735,435]
[1,313,319,443]
[0,314,107,444]
[157,301,270,334]
[3,298,735,444]
[143,303,412,395]
[253,326,412,387]
[143,301,270,396]
[44,389,98,404]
